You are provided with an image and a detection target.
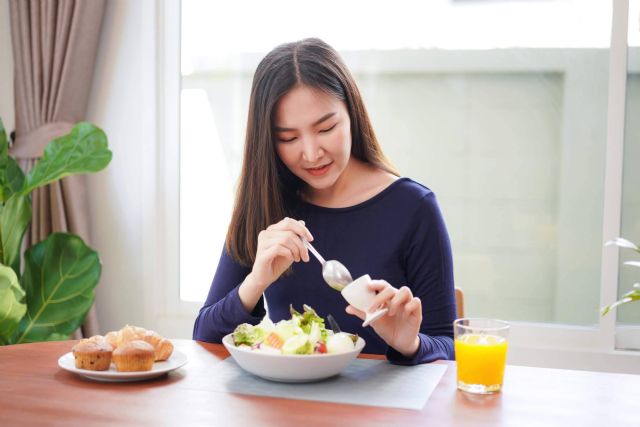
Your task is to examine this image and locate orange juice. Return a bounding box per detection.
[455,333,507,391]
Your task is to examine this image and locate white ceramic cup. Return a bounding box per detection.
[341,274,389,327]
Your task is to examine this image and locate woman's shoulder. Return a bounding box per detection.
[380,177,443,220]
[386,177,435,202]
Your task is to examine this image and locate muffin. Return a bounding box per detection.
[112,340,155,372]
[72,336,113,371]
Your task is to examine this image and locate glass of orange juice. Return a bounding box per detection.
[454,318,509,394]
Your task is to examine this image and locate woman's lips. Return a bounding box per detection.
[306,163,331,176]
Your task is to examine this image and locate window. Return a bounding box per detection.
[616,0,640,347]
[173,0,638,369]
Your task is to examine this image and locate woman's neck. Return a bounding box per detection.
[302,158,397,208]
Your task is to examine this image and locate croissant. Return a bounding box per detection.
[105,325,174,361]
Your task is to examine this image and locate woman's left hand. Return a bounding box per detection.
[345,280,422,358]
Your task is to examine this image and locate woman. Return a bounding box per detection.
[193,38,456,364]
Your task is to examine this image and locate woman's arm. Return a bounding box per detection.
[193,218,314,343]
[344,191,456,364]
[192,249,266,343]
[388,191,456,365]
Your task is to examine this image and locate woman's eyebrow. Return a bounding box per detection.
[274,112,337,132]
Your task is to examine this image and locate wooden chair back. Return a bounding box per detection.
[455,287,464,319]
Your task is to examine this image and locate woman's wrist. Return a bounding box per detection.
[397,336,421,359]
[238,272,267,313]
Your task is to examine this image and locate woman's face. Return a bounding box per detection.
[273,85,352,192]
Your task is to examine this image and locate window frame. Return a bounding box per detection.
[156,0,640,371]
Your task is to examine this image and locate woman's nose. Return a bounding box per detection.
[301,137,323,163]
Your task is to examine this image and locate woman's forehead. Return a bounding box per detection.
[274,86,345,128]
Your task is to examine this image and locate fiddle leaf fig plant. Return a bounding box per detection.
[0,118,112,345]
[601,238,640,316]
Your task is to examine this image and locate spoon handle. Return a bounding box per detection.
[302,238,326,265]
[326,314,342,334]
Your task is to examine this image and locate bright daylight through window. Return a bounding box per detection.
[179,0,638,336]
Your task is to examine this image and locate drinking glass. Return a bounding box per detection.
[454,318,509,394]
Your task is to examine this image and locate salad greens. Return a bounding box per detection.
[232,304,356,355]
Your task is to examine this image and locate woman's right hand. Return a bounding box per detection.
[249,217,313,290]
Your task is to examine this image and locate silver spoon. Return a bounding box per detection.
[302,238,353,291]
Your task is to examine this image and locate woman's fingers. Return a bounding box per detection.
[269,217,314,241]
[387,286,413,316]
[368,282,396,312]
[260,230,308,262]
[368,280,390,292]
[252,218,314,285]
[345,305,366,320]
[403,297,422,319]
[263,218,312,262]
[267,243,295,264]
[366,281,416,316]
[284,233,308,262]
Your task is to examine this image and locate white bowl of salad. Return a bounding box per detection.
[222,305,366,383]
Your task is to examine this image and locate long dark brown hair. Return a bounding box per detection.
[226,38,398,267]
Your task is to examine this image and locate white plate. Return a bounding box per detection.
[222,333,365,383]
[58,350,188,382]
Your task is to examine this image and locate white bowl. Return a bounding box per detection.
[222,333,366,383]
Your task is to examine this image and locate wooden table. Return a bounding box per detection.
[0,339,638,426]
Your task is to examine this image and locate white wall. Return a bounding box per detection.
[0,0,15,132]
[86,0,158,334]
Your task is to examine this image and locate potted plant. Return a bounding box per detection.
[601,238,640,316]
[0,118,112,344]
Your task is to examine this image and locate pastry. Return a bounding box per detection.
[139,330,174,361]
[104,330,121,349]
[72,335,113,371]
[112,340,155,372]
[106,325,174,361]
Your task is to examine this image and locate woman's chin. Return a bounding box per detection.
[301,174,338,192]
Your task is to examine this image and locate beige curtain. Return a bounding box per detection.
[8,0,106,339]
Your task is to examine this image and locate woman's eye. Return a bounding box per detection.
[319,123,337,134]
[278,136,297,143]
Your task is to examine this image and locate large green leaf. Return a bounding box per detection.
[0,194,31,274]
[15,233,101,343]
[0,118,7,171]
[4,157,25,201]
[0,263,27,345]
[21,122,112,195]
[0,118,11,202]
[0,118,26,202]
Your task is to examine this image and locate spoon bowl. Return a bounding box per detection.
[303,239,353,291]
[322,260,353,291]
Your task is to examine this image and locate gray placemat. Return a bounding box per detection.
[209,358,447,410]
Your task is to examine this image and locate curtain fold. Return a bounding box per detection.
[9,0,107,339]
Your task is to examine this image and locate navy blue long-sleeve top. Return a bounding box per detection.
[193,178,456,364]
